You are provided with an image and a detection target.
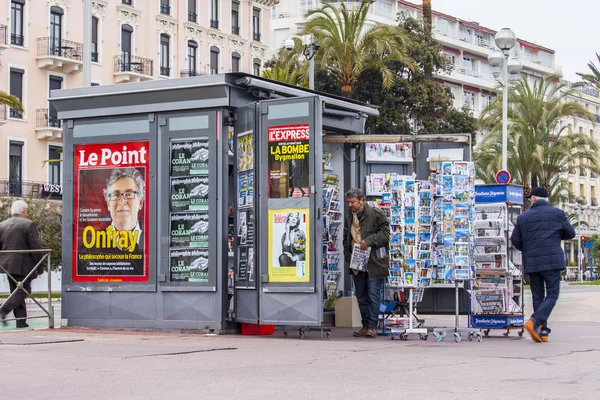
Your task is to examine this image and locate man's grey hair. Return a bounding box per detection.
[104,168,145,200]
[11,199,28,216]
[345,188,365,201]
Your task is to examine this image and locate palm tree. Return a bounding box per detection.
[475,75,600,198]
[576,53,600,90]
[262,64,308,88]
[298,0,414,97]
[0,91,24,114]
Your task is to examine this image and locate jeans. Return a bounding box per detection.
[0,274,32,322]
[529,269,561,335]
[353,271,384,330]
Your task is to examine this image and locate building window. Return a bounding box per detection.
[48,75,62,127]
[187,41,197,74]
[231,52,241,73]
[210,0,219,29]
[210,46,219,75]
[481,94,492,109]
[9,141,23,197]
[121,24,133,70]
[10,0,24,46]
[231,1,240,35]
[122,0,132,5]
[160,0,170,15]
[463,90,476,111]
[9,68,24,119]
[252,8,261,41]
[188,0,197,22]
[49,146,62,185]
[253,58,261,76]
[91,17,99,62]
[50,6,64,56]
[160,34,170,76]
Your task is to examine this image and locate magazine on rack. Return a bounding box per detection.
[349,243,371,271]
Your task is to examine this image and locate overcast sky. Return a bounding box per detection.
[406,0,598,82]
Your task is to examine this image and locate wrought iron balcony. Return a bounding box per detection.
[113,54,154,83]
[0,105,6,124]
[160,67,171,76]
[188,11,197,22]
[0,25,8,53]
[0,180,61,200]
[253,32,261,42]
[210,19,219,29]
[35,108,63,140]
[232,26,240,35]
[36,37,83,74]
[160,3,171,15]
[180,69,205,77]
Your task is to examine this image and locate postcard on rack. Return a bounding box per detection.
[442,162,452,175]
[349,243,371,271]
[404,272,415,286]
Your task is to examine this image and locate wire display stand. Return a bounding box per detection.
[388,283,428,341]
[432,279,482,342]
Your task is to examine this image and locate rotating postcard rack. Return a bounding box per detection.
[370,176,431,341]
[430,161,482,343]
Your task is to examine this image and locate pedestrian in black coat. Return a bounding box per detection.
[0,200,43,328]
[511,187,575,342]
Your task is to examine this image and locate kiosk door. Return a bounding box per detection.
[257,96,323,326]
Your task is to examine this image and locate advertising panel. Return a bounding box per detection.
[73,141,149,283]
[267,124,310,198]
[268,209,310,282]
[365,142,412,163]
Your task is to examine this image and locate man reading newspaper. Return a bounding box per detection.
[343,188,390,338]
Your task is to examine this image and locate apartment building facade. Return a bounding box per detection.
[268,0,600,257]
[0,0,275,198]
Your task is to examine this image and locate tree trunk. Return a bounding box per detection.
[423,1,433,78]
[341,85,352,97]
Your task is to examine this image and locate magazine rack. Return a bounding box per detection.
[471,185,525,337]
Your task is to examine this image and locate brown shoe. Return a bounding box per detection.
[364,329,377,338]
[524,319,543,343]
[353,328,368,337]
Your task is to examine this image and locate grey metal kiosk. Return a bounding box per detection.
[51,73,378,332]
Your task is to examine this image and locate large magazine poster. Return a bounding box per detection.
[267,209,310,283]
[170,176,209,211]
[170,212,209,247]
[73,141,150,282]
[267,124,310,199]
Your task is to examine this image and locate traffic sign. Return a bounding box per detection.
[495,170,511,184]
[586,241,595,249]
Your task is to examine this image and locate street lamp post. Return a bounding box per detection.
[284,34,320,90]
[576,204,584,282]
[487,28,523,172]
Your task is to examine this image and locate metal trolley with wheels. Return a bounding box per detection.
[389,285,428,341]
[433,279,482,343]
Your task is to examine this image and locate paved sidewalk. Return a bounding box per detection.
[0,284,599,399]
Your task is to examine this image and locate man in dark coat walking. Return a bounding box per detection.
[343,188,390,338]
[511,187,575,342]
[0,200,43,328]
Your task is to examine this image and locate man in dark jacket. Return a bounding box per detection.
[0,200,43,328]
[343,188,390,338]
[511,187,575,343]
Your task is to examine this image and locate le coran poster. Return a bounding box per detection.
[268,209,310,283]
[73,141,150,282]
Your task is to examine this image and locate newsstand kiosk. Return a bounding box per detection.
[51,73,378,332]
